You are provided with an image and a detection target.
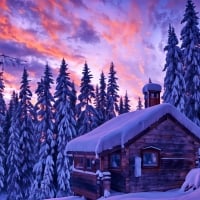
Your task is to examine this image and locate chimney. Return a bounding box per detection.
[142,79,162,108]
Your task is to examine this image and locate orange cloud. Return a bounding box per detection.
[31,0,79,42]
[91,1,142,48]
[101,16,141,46]
[0,0,9,11]
[0,18,81,63]
[4,70,19,81]
[0,1,85,66]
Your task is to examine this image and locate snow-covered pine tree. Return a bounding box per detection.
[94,84,100,113]
[119,97,124,115]
[124,91,131,113]
[0,71,6,191]
[4,91,17,191]
[136,97,143,110]
[98,72,107,124]
[54,59,76,196]
[163,25,186,113]
[94,81,105,125]
[5,91,19,146]
[180,0,200,125]
[18,68,35,199]
[7,92,22,200]
[106,62,119,120]
[33,78,44,157]
[70,81,77,126]
[76,62,98,135]
[30,64,56,200]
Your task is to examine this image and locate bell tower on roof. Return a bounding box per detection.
[142,78,162,108]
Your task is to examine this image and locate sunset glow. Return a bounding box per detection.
[1,0,200,109]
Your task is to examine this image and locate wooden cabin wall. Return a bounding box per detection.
[127,118,200,192]
[99,148,127,192]
[71,171,99,200]
[70,154,100,200]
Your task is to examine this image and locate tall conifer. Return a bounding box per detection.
[181,0,200,124]
[76,62,98,135]
[54,59,76,196]
[124,91,131,113]
[7,92,22,200]
[0,71,6,192]
[98,72,107,124]
[30,64,56,200]
[106,62,119,120]
[18,68,35,199]
[163,25,185,113]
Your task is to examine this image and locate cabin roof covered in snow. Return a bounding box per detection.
[66,103,200,155]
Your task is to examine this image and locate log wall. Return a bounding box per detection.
[127,117,200,192]
[71,171,100,200]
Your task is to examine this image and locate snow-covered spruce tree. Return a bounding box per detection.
[17,68,35,199]
[7,92,22,200]
[180,0,200,125]
[30,64,56,200]
[119,96,124,115]
[94,84,105,126]
[163,25,185,113]
[70,81,77,127]
[94,84,100,113]
[4,91,17,191]
[5,91,19,147]
[106,62,119,120]
[119,92,131,114]
[33,78,44,157]
[98,72,107,124]
[0,71,6,191]
[124,91,131,113]
[136,97,143,110]
[76,62,99,135]
[54,59,76,196]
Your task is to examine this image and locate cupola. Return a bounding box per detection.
[142,78,162,108]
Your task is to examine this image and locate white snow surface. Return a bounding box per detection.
[45,189,200,200]
[1,188,200,200]
[181,168,200,191]
[66,103,200,155]
[142,82,162,93]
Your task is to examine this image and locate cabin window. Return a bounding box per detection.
[86,158,92,170]
[74,157,85,169]
[110,153,121,168]
[142,147,160,168]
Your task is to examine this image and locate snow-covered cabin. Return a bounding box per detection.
[66,103,200,200]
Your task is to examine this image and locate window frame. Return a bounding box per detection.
[141,147,160,168]
[74,156,85,169]
[86,158,93,170]
[74,156,97,171]
[109,151,121,169]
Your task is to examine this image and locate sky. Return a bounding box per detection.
[0,0,200,109]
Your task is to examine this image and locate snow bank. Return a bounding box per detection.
[45,196,84,200]
[181,168,200,191]
[66,103,200,156]
[98,188,200,200]
[29,186,200,200]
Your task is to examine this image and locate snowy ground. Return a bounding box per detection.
[0,188,199,200]
[44,188,200,200]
